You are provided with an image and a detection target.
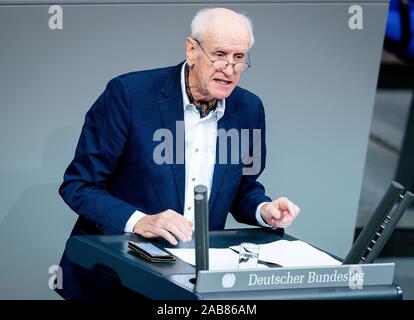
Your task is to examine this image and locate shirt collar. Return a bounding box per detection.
[180,62,225,121]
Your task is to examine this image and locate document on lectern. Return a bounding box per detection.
[230,240,341,267]
[167,248,269,270]
[254,240,341,267]
[168,240,340,270]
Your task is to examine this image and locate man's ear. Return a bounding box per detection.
[186,37,197,67]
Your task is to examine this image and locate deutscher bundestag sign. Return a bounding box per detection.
[195,263,394,293]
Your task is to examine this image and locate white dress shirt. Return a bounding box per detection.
[124,63,270,233]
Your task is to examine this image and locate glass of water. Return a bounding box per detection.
[238,242,260,269]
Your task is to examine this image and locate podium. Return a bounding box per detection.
[65,228,402,300]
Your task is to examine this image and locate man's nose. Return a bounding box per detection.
[222,63,235,76]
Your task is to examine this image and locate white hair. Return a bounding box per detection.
[190,8,255,48]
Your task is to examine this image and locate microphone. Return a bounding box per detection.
[194,185,209,276]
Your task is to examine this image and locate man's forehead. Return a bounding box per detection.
[200,17,251,49]
[202,33,250,52]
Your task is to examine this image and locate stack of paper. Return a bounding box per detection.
[167,239,340,270]
[256,240,341,267]
[167,248,269,270]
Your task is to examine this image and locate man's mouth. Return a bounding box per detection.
[214,79,232,85]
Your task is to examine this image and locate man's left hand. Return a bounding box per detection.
[260,197,300,228]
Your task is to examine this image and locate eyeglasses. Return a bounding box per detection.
[193,38,251,73]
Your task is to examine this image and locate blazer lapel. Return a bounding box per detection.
[209,99,240,212]
[158,64,185,213]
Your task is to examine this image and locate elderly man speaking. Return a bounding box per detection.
[57,7,300,299]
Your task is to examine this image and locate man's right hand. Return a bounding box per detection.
[133,209,193,245]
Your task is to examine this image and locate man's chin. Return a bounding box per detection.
[212,89,234,100]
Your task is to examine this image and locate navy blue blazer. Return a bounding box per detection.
[57,62,271,299]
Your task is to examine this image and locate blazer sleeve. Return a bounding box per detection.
[229,99,272,226]
[59,77,137,234]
